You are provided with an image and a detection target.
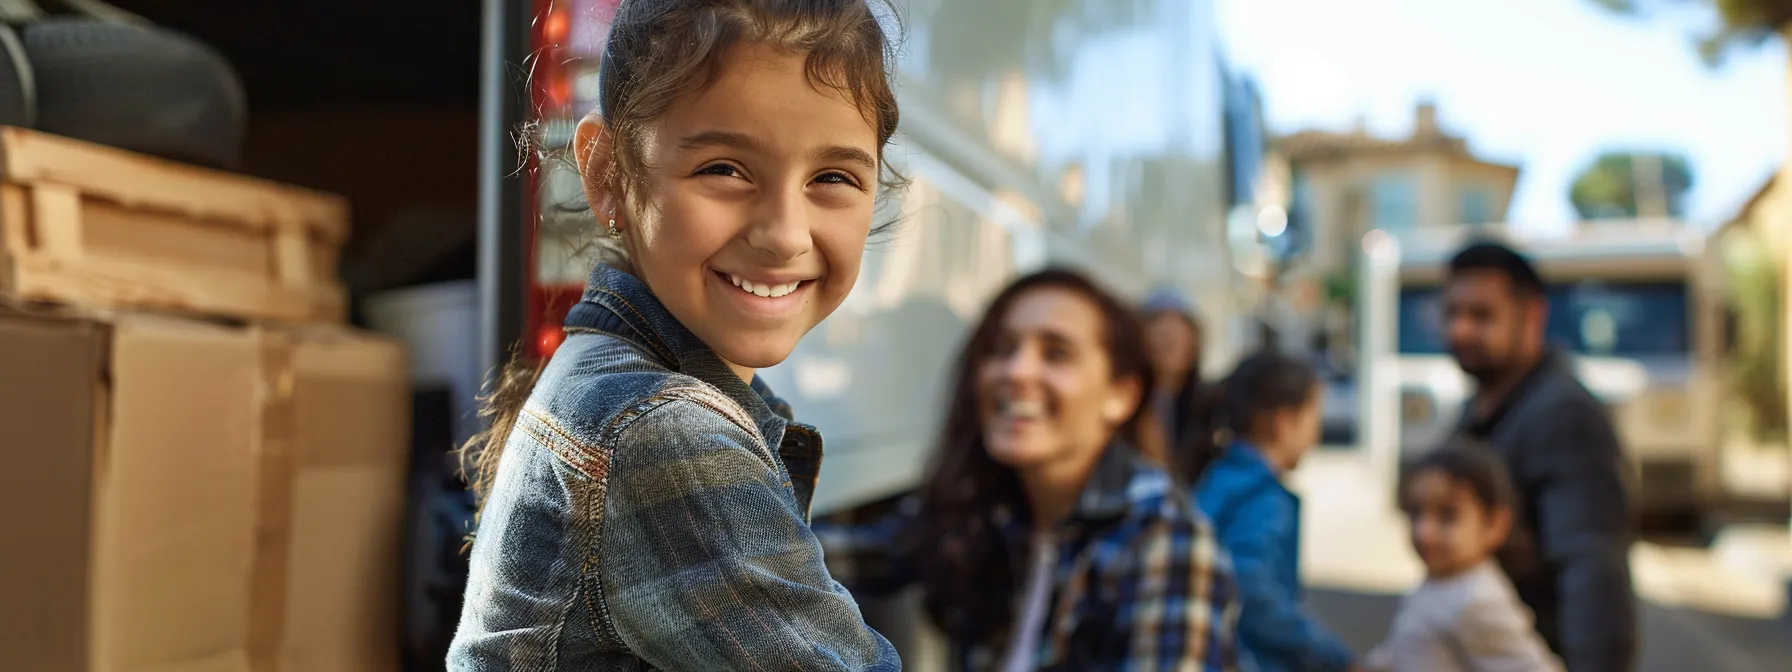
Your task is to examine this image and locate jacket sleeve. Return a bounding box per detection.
[1525,399,1637,672]
[1109,513,1241,672]
[812,496,922,598]
[599,398,900,671]
[1222,489,1355,672]
[1454,592,1566,672]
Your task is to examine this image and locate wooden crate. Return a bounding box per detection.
[0,127,348,324]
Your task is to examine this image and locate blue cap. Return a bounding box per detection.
[1142,286,1194,317]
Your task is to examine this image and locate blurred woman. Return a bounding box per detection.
[1192,351,1360,672]
[822,269,1240,671]
[1142,286,1215,483]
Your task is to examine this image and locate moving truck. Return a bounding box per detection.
[478,0,1264,514]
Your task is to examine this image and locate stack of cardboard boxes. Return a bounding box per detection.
[0,128,409,671]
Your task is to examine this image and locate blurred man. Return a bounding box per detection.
[1442,241,1637,672]
[1142,288,1212,482]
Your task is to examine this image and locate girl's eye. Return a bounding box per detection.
[697,163,743,178]
[814,171,861,188]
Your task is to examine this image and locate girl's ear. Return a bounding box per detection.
[1484,504,1515,551]
[574,113,622,227]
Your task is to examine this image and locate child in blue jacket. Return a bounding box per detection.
[1194,351,1360,672]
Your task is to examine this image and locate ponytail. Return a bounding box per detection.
[457,354,546,516]
[1176,380,1228,486]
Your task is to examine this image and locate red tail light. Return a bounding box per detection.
[529,283,586,360]
[544,10,570,44]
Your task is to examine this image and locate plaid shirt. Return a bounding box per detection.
[820,446,1243,671]
[450,264,898,671]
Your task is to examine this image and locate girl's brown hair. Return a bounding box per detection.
[1183,350,1320,484]
[903,268,1161,642]
[461,0,902,510]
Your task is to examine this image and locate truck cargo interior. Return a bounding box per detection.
[109,0,483,307]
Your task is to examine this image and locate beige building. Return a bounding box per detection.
[1276,102,1521,282]
[1259,102,1519,358]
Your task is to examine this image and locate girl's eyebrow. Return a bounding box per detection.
[814,145,876,172]
[679,130,875,171]
[679,130,764,153]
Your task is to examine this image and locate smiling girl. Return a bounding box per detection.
[448,1,902,669]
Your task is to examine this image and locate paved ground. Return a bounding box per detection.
[1309,589,1792,672]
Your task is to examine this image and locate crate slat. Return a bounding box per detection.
[0,128,347,324]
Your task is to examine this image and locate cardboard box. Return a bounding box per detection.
[0,306,407,671]
[0,127,349,324]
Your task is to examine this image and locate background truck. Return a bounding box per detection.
[1377,224,1728,518]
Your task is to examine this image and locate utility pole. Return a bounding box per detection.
[1358,230,1402,505]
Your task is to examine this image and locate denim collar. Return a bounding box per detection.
[564,263,792,448]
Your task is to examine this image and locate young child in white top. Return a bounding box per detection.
[1366,442,1564,672]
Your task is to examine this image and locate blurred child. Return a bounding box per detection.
[1193,351,1360,672]
[1366,442,1563,672]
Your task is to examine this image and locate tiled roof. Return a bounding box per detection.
[1273,129,1472,161]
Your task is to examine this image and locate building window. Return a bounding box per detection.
[1458,185,1495,225]
[1370,172,1417,232]
[1289,168,1313,252]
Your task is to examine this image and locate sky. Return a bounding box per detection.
[1216,0,1789,232]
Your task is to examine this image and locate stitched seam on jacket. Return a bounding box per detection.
[599,383,781,472]
[520,409,608,482]
[515,410,626,650]
[581,465,623,650]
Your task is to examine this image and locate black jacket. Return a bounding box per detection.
[1458,351,1638,672]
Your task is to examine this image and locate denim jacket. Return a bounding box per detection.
[1194,444,1354,672]
[819,445,1242,671]
[449,264,899,671]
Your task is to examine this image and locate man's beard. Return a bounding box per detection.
[1457,355,1508,384]
[1457,325,1529,387]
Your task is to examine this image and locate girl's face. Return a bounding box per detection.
[1262,383,1323,469]
[1405,468,1512,578]
[977,287,1140,476]
[578,43,880,381]
[1144,313,1197,382]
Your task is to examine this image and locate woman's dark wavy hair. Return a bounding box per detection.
[1402,438,1538,580]
[459,0,903,512]
[1182,349,1320,483]
[903,268,1160,642]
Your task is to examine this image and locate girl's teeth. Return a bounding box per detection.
[727,274,799,298]
[1004,399,1045,419]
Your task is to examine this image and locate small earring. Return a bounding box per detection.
[606,215,621,240]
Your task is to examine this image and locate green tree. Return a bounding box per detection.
[1590,0,1792,62]
[1720,226,1787,438]
[1568,151,1695,219]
